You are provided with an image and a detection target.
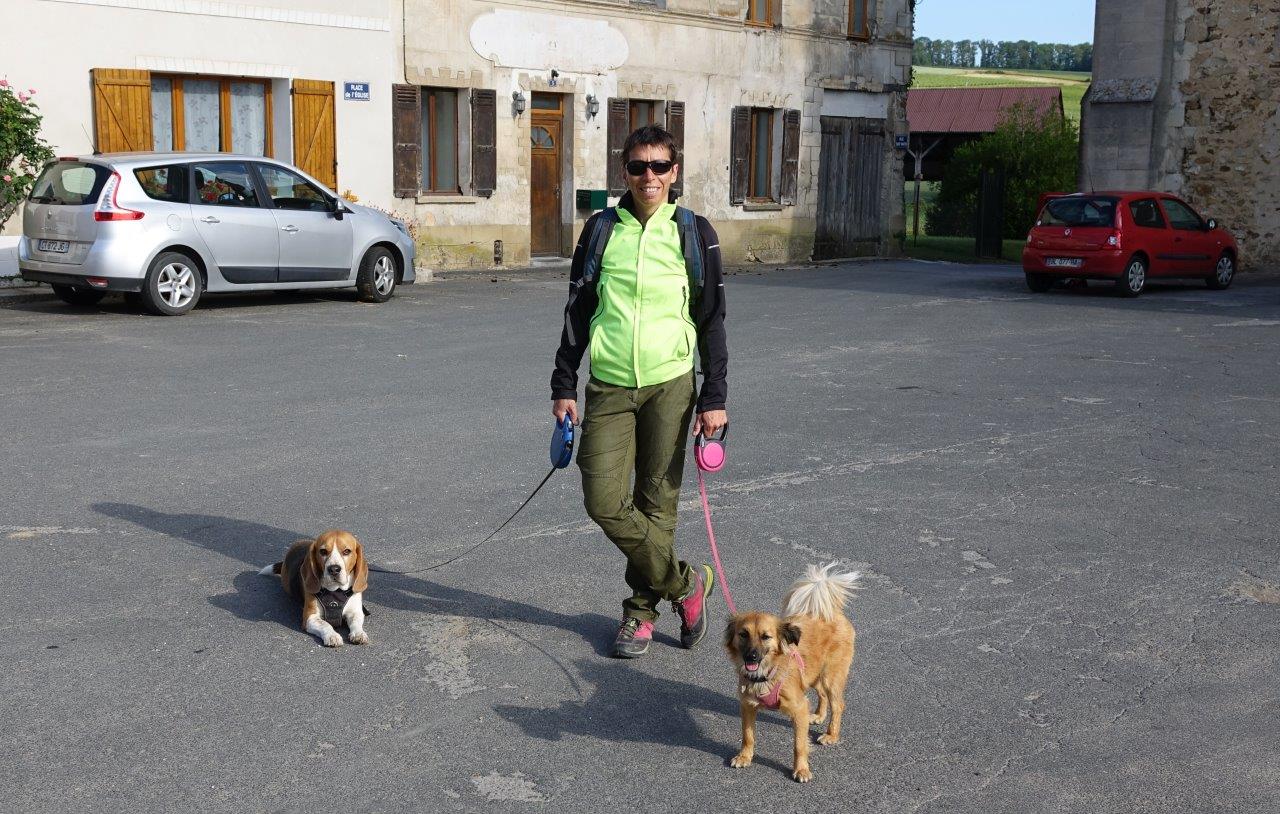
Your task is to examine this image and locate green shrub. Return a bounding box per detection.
[1,79,55,229]
[926,102,1078,239]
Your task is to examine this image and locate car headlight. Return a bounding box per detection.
[390,218,409,237]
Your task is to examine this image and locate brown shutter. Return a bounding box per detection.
[393,84,422,198]
[291,79,336,190]
[667,101,685,200]
[729,106,750,205]
[780,108,801,206]
[471,89,497,198]
[607,98,628,196]
[92,68,153,153]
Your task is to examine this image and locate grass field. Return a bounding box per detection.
[905,235,1026,264]
[911,66,1090,122]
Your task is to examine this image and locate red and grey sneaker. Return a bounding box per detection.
[674,564,715,649]
[612,616,654,658]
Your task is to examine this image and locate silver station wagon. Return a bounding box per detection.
[20,153,415,315]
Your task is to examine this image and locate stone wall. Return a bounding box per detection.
[1169,0,1280,268]
[1083,0,1280,269]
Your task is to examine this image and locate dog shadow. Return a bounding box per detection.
[495,657,798,776]
[92,503,618,653]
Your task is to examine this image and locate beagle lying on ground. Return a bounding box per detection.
[259,529,370,647]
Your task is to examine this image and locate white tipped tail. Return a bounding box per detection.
[782,562,861,621]
[258,563,279,576]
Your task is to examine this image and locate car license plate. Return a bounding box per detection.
[37,239,71,253]
[1046,257,1082,268]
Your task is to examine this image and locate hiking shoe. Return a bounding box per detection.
[612,616,654,658]
[674,564,715,649]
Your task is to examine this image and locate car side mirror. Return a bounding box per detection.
[330,199,346,220]
[1206,218,1217,230]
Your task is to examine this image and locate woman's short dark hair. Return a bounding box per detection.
[622,125,678,163]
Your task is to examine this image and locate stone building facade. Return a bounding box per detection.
[1080,0,1280,268]
[397,0,914,268]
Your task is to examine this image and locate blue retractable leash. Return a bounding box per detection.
[368,416,575,574]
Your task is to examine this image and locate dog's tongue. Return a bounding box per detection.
[745,662,760,671]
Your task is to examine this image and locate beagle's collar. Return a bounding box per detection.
[752,648,805,710]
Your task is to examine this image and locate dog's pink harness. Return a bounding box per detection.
[754,648,806,710]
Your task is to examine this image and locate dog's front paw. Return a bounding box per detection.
[792,766,813,783]
[729,752,753,769]
[321,631,343,648]
[348,630,369,645]
[809,713,826,725]
[817,733,840,746]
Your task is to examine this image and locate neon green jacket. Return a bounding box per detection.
[587,201,698,388]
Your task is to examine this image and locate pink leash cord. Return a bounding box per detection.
[697,467,737,615]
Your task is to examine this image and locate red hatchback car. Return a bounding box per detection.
[1022,192,1239,296]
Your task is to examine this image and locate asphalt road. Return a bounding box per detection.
[2,261,1277,813]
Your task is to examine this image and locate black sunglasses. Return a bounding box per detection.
[624,159,675,176]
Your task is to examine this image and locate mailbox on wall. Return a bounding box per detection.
[575,189,608,210]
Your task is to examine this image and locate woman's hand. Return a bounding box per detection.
[553,398,579,425]
[692,409,727,438]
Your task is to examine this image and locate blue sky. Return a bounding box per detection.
[914,0,1096,44]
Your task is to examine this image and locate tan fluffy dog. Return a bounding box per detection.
[259,529,370,647]
[723,563,860,782]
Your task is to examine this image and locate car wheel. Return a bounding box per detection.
[1117,257,1146,297]
[1025,272,1053,293]
[356,247,398,303]
[1205,253,1235,290]
[141,251,202,316]
[50,283,107,306]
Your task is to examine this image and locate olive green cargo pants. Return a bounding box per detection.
[579,372,697,622]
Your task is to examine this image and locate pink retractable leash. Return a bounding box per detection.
[695,428,736,614]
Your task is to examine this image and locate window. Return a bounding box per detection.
[749,108,775,200]
[134,165,189,203]
[192,162,261,208]
[422,88,460,193]
[150,75,272,155]
[1160,198,1205,231]
[257,164,329,211]
[1040,197,1118,227]
[746,0,776,25]
[848,0,874,39]
[1129,199,1166,229]
[29,162,111,206]
[629,100,662,132]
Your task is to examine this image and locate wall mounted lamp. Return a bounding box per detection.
[586,94,600,118]
[512,90,527,116]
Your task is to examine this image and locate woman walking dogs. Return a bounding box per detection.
[551,125,729,658]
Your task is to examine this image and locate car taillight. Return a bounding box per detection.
[1106,230,1121,249]
[94,172,144,222]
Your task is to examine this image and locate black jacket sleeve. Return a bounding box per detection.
[694,216,728,412]
[550,212,601,401]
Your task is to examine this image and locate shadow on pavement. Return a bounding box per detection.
[91,502,616,655]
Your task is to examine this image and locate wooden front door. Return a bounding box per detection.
[814,116,885,259]
[530,93,564,256]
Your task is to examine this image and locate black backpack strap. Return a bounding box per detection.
[675,206,704,295]
[581,207,620,286]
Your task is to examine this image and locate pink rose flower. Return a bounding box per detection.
[18,93,29,102]
[28,88,36,95]
[0,79,8,87]
[2,175,11,182]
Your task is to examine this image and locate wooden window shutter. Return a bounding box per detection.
[92,68,153,153]
[729,106,750,205]
[291,80,336,190]
[667,101,686,200]
[780,108,801,206]
[607,98,629,196]
[471,89,497,198]
[393,84,422,198]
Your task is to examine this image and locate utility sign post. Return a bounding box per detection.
[343,82,371,102]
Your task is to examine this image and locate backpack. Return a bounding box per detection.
[579,206,705,305]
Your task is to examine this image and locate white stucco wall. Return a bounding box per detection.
[0,0,397,240]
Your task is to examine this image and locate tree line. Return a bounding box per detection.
[913,38,1092,72]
